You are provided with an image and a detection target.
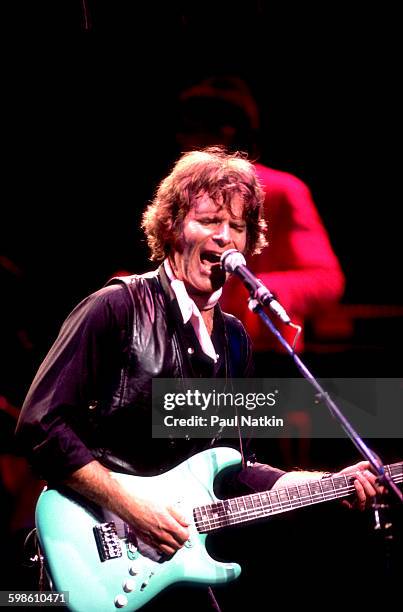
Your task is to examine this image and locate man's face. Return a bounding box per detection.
[170,192,247,298]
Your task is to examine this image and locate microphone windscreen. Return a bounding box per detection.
[220,249,246,273]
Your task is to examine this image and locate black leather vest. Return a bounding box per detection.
[90,266,252,475]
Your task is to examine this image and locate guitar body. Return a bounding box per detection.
[35,447,242,612]
[36,444,403,612]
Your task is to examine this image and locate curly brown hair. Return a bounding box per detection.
[142,147,267,261]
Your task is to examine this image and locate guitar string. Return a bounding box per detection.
[195,490,355,532]
[194,488,355,531]
[194,471,403,532]
[194,470,403,522]
[194,465,403,523]
[195,482,403,532]
[195,480,403,533]
[195,469,403,523]
[195,473,403,530]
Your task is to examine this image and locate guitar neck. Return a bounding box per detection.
[194,461,403,534]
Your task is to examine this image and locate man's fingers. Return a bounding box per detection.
[169,525,189,547]
[356,471,377,496]
[166,507,190,545]
[160,543,177,556]
[339,462,387,511]
[156,532,183,554]
[147,527,186,553]
[169,506,190,528]
[153,508,189,548]
[353,478,366,510]
[353,471,379,510]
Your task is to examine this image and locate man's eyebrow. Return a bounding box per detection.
[194,212,222,219]
[195,213,221,217]
[194,212,245,222]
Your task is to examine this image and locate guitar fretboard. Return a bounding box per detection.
[194,461,403,534]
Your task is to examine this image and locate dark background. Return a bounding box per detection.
[3,2,401,341]
[1,1,402,605]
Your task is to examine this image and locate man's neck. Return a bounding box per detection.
[165,258,222,312]
[189,291,215,313]
[199,308,214,336]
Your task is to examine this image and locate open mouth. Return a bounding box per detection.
[200,251,222,265]
[198,250,226,289]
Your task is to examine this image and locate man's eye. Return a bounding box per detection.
[232,224,246,232]
[199,218,219,225]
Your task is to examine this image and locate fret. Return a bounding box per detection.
[268,489,282,511]
[218,501,232,527]
[221,504,230,518]
[248,495,256,512]
[259,491,273,515]
[251,493,264,513]
[198,505,210,520]
[193,508,202,522]
[287,485,302,507]
[278,487,292,509]
[307,480,324,500]
[206,506,218,520]
[321,478,336,497]
[215,501,226,517]
[207,505,217,520]
[297,483,312,505]
[237,497,246,513]
[243,497,252,512]
[209,504,223,521]
[332,475,348,490]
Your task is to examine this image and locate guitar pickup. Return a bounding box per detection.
[93,522,123,562]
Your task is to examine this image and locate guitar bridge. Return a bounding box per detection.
[93,522,123,562]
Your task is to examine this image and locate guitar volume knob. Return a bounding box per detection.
[114,594,128,608]
[123,579,136,592]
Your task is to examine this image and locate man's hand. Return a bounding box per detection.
[337,461,385,511]
[64,461,190,556]
[127,496,190,556]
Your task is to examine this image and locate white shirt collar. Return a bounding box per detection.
[163,259,222,322]
[163,259,220,362]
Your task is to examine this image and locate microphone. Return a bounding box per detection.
[220,249,291,324]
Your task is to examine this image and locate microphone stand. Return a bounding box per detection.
[248,298,403,505]
[249,297,402,588]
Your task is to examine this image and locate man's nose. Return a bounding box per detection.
[213,222,231,246]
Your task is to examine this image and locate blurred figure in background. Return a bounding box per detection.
[175,75,345,356]
[175,76,345,467]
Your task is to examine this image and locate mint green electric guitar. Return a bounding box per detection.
[35,447,402,612]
